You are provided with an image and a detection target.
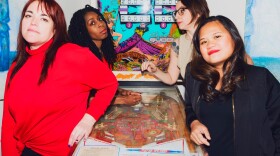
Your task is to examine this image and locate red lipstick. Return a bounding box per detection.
[208,49,219,55]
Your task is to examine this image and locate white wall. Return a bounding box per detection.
[57,0,96,27]
[0,72,7,100]
[207,0,246,39]
[0,72,6,156]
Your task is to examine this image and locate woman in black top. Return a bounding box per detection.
[185,15,280,156]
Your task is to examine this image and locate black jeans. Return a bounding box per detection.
[21,147,41,156]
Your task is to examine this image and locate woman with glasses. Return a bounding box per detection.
[141,0,210,85]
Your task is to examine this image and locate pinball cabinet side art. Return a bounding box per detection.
[73,85,203,156]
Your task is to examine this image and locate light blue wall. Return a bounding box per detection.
[245,0,280,80]
[0,0,10,71]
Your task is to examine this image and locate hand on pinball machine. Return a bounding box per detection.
[118,88,141,96]
[190,120,211,146]
[141,61,157,73]
[68,113,96,147]
[122,94,142,105]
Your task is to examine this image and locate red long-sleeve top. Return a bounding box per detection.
[1,39,118,156]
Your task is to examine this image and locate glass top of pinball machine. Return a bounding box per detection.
[89,86,188,148]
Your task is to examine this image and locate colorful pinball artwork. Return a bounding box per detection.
[91,93,185,147]
[99,0,180,72]
[90,88,194,148]
[74,87,200,156]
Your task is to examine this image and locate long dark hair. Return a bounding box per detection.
[179,0,209,34]
[9,0,69,85]
[68,5,116,67]
[192,15,246,101]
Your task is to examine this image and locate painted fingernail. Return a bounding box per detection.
[68,144,71,147]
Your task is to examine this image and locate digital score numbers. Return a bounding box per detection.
[120,0,177,28]
[155,0,177,5]
[121,0,151,5]
[121,15,151,22]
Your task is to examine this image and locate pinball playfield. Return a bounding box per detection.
[92,92,185,147]
[74,86,200,156]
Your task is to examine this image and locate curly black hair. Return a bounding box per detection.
[68,5,116,67]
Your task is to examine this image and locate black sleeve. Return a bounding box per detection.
[184,64,198,129]
[264,69,280,154]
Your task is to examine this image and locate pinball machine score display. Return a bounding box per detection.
[73,87,199,156]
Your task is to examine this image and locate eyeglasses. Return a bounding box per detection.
[172,8,187,19]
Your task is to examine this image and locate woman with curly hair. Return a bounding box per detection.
[68,5,141,105]
[185,15,280,156]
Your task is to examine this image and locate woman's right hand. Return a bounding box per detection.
[118,88,141,96]
[122,94,142,105]
[68,113,96,147]
[141,61,157,73]
[114,94,142,105]
[190,120,211,146]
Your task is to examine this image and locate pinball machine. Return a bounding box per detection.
[73,78,203,156]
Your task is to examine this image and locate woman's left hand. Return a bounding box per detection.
[68,113,96,147]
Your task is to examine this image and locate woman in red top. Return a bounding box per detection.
[1,0,118,155]
[68,5,142,105]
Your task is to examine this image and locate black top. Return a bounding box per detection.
[199,93,234,156]
[185,64,280,156]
